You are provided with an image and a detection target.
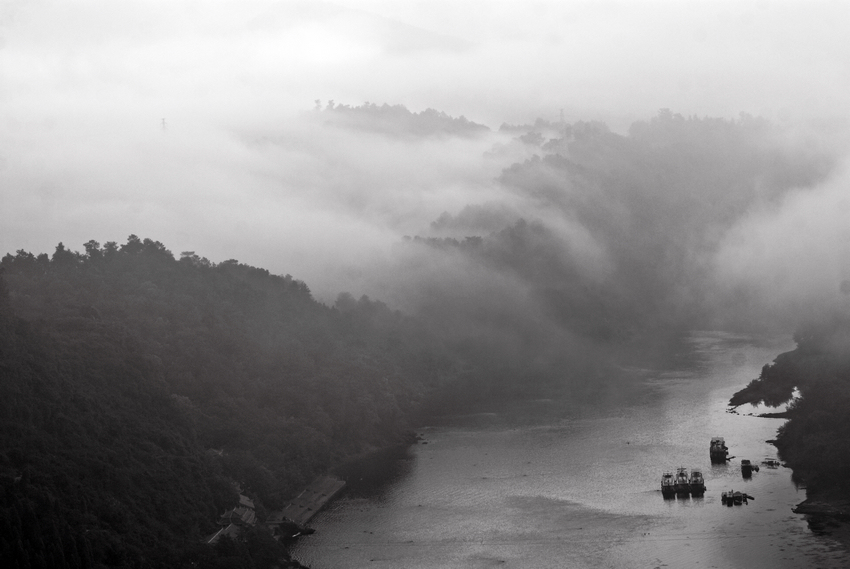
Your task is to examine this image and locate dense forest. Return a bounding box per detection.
[0,238,466,567]
[730,316,850,497]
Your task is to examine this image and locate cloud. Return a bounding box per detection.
[2,0,849,315]
[3,0,850,401]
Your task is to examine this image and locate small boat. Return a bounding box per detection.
[661,471,676,496]
[722,489,753,506]
[674,467,690,494]
[761,457,780,468]
[710,437,729,463]
[741,459,759,477]
[688,468,706,495]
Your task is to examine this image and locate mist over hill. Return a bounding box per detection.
[320,101,490,138]
[2,103,848,566]
[329,108,842,388]
[4,1,850,565]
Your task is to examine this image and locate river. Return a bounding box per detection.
[291,331,850,568]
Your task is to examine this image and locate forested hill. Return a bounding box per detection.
[320,101,489,137]
[730,316,850,497]
[0,237,463,567]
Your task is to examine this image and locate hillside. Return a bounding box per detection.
[0,237,463,567]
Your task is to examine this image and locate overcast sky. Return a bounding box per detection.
[2,0,849,302]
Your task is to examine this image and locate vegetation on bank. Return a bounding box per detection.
[730,316,850,496]
[0,237,464,567]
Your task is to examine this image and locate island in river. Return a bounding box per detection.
[729,316,850,529]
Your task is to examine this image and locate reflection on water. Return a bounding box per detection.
[292,332,850,568]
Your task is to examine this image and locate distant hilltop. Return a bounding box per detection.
[318,100,489,137]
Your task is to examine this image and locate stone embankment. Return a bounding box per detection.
[267,475,346,537]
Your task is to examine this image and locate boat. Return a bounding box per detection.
[660,471,676,496]
[761,457,780,468]
[710,437,729,463]
[674,467,690,494]
[688,468,706,495]
[721,490,745,505]
[740,459,759,477]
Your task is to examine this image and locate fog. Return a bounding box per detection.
[714,159,850,328]
[2,0,850,345]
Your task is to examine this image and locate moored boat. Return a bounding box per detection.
[761,457,780,468]
[721,489,753,506]
[661,471,676,496]
[688,468,706,495]
[740,459,759,477]
[674,467,690,494]
[710,437,728,463]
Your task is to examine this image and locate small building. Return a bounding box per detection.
[206,493,257,545]
[218,505,256,527]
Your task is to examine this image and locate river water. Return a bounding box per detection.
[292,331,850,568]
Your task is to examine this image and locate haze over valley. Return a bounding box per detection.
[3,0,850,330]
[2,1,850,567]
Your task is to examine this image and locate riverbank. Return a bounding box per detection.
[731,396,850,547]
[268,475,346,537]
[794,497,850,519]
[274,438,419,545]
[728,322,850,555]
[794,495,850,552]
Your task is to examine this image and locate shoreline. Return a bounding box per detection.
[268,475,347,537]
[793,498,850,520]
[729,385,850,553]
[794,497,850,552]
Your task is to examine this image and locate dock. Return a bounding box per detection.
[267,475,346,529]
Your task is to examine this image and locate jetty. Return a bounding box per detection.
[267,475,346,536]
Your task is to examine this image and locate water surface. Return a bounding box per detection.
[293,332,850,568]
